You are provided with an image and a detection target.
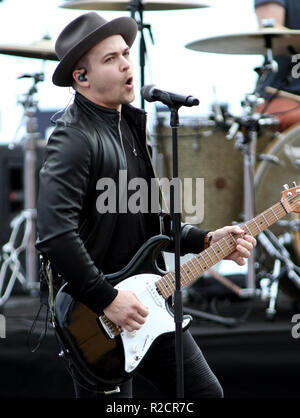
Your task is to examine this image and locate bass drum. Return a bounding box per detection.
[255,123,300,298]
[156,118,277,231]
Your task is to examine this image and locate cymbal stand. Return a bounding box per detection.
[0,210,33,306]
[257,228,300,319]
[226,96,261,295]
[0,73,44,301]
[128,0,154,109]
[254,34,279,95]
[225,44,280,296]
[23,73,45,294]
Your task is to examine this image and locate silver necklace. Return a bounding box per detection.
[121,119,138,156]
[123,136,138,156]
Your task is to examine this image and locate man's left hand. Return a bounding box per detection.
[210,225,256,266]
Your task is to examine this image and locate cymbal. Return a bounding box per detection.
[60,0,209,11]
[186,28,300,55]
[0,39,57,61]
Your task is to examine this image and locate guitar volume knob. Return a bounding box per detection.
[131,344,138,354]
[129,360,136,369]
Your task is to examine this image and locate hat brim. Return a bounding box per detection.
[52,16,137,87]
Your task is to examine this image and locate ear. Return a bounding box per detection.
[72,69,89,86]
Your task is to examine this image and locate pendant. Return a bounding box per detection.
[132,148,138,156]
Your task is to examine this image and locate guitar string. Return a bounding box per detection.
[157,196,299,295]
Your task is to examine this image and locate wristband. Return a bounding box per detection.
[204,232,213,249]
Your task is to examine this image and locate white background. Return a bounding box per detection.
[0,0,262,142]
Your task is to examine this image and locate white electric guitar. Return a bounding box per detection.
[53,184,300,386]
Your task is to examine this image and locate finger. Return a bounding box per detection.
[236,237,253,252]
[137,304,149,317]
[133,312,147,325]
[125,319,143,332]
[244,235,257,247]
[229,252,246,266]
[236,256,246,266]
[231,226,245,235]
[132,294,149,317]
[236,244,251,258]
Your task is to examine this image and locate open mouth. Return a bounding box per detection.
[126,76,133,86]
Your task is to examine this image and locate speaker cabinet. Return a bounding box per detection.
[0,141,45,248]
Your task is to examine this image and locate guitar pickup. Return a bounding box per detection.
[147,282,164,307]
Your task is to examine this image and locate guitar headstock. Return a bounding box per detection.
[281,182,300,213]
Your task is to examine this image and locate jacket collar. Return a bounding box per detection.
[75,91,146,125]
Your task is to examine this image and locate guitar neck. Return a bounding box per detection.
[155,201,288,299]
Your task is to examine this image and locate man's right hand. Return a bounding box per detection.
[103,290,149,332]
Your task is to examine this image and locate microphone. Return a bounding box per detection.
[141,84,199,108]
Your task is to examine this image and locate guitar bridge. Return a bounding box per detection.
[98,315,122,339]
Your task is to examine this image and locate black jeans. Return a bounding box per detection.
[71,330,223,399]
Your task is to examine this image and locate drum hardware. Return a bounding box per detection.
[257,153,281,165]
[0,72,44,305]
[265,87,300,104]
[183,305,238,327]
[225,95,270,296]
[277,218,300,232]
[254,123,300,271]
[260,259,281,320]
[210,102,234,134]
[184,27,300,310]
[0,39,55,305]
[220,44,280,295]
[0,210,34,306]
[127,0,154,109]
[257,229,300,319]
[186,25,300,303]
[254,23,279,95]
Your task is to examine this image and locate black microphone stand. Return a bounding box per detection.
[169,105,184,399]
[142,86,199,396]
[128,0,154,109]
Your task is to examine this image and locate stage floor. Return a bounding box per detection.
[0,290,300,399]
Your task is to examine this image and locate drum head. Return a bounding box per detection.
[255,123,300,299]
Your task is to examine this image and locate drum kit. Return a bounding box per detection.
[0,0,299,320]
[185,19,300,318]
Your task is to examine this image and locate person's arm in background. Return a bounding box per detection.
[255,1,286,28]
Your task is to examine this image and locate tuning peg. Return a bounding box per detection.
[292,181,297,187]
[282,184,289,190]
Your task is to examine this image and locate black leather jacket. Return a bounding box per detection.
[36,93,208,314]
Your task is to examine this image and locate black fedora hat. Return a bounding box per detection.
[52,12,138,87]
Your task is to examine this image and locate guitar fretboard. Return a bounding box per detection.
[155,201,287,299]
